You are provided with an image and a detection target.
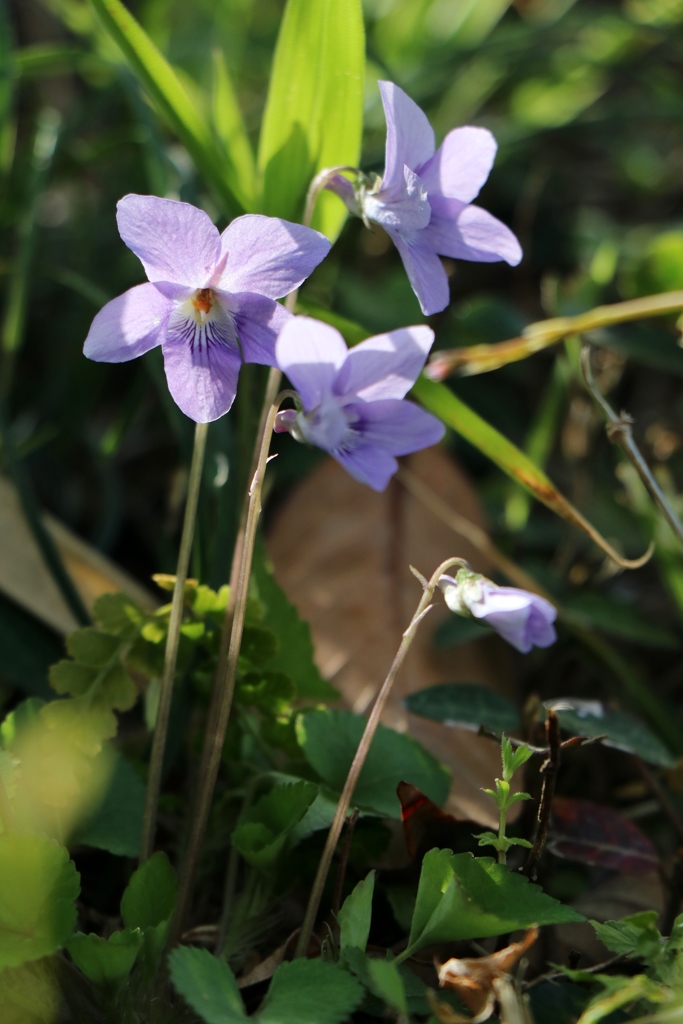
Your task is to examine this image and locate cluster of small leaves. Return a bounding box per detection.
[474,737,534,861]
[553,911,683,1024]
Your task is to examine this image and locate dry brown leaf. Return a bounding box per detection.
[267,447,519,825]
[0,475,156,634]
[436,927,539,1023]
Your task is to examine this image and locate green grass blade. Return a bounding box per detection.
[87,0,243,216]
[211,49,255,212]
[257,0,364,238]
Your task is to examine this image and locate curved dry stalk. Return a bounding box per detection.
[293,556,469,960]
[581,344,683,550]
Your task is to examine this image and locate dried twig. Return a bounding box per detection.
[524,710,561,880]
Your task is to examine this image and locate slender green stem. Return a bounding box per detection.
[293,556,468,960]
[497,804,507,865]
[581,345,683,549]
[171,392,296,944]
[140,421,208,862]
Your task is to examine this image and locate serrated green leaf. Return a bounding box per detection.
[67,627,121,667]
[258,959,363,1024]
[257,0,364,240]
[192,583,230,618]
[252,537,338,700]
[40,697,117,757]
[211,48,255,211]
[49,660,97,697]
[238,672,295,716]
[232,781,318,867]
[549,700,676,768]
[405,683,520,734]
[591,912,661,960]
[169,947,246,1024]
[93,592,145,639]
[0,832,80,968]
[72,750,145,857]
[87,0,241,215]
[67,928,142,989]
[402,849,583,959]
[338,870,375,954]
[121,851,177,930]
[296,709,450,819]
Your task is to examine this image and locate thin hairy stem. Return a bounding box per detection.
[581,345,683,549]
[171,392,296,945]
[140,421,208,862]
[524,710,560,880]
[293,556,468,960]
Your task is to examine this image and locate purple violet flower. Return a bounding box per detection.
[327,82,522,316]
[438,569,557,654]
[83,195,330,422]
[274,316,445,491]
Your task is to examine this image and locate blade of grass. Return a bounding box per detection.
[211,48,256,212]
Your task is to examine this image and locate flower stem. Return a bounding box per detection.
[140,420,208,863]
[293,556,466,960]
[170,392,296,945]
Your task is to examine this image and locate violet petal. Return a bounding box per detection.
[379,81,435,192]
[425,195,522,266]
[275,316,348,410]
[366,167,431,232]
[333,325,434,401]
[417,126,497,203]
[388,228,451,315]
[162,332,242,423]
[83,283,171,362]
[116,195,220,290]
[215,214,331,299]
[334,443,399,493]
[353,399,445,455]
[225,292,291,366]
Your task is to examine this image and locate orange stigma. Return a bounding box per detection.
[192,288,213,315]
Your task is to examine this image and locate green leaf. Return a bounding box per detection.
[548,700,676,768]
[338,870,375,954]
[296,709,450,819]
[93,592,145,640]
[591,911,661,960]
[67,627,120,667]
[366,958,408,1015]
[72,750,145,857]
[169,947,246,1024]
[87,0,241,215]
[120,851,177,930]
[232,781,319,867]
[402,849,583,959]
[502,737,534,779]
[210,48,256,211]
[259,959,363,1024]
[0,832,80,968]
[67,928,142,989]
[238,672,295,716]
[252,537,338,700]
[0,697,44,751]
[404,683,519,734]
[257,0,364,240]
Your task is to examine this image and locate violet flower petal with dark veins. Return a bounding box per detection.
[84,194,330,422]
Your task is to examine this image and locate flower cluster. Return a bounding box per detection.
[438,568,557,653]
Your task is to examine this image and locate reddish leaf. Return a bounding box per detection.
[549,797,659,876]
[397,782,484,859]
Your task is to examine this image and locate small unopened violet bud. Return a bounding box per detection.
[274,408,298,434]
[438,569,557,654]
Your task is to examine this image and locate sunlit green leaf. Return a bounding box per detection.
[211,48,255,211]
[120,850,177,931]
[0,832,80,968]
[258,959,363,1024]
[257,0,364,239]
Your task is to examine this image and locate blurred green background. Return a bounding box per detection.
[2,0,683,726]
